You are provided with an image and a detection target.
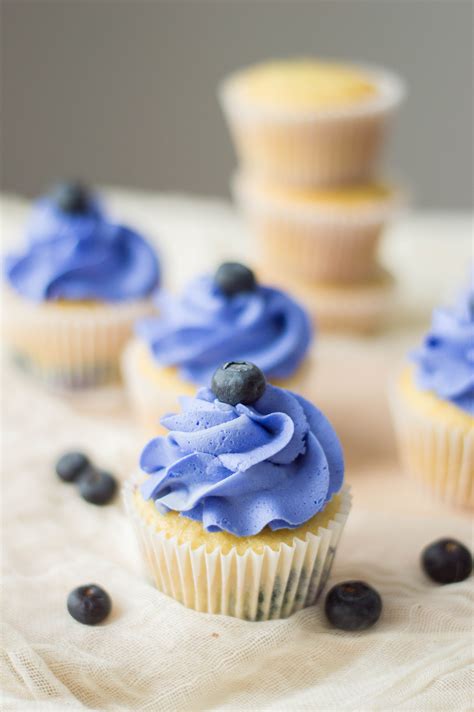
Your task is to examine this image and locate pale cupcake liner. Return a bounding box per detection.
[122,338,316,436]
[3,290,155,390]
[123,479,352,620]
[219,64,405,186]
[389,380,474,508]
[235,173,402,283]
[259,267,395,333]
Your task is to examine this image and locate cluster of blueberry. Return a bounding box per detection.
[56,452,117,505]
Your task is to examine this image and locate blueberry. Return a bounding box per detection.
[211,361,266,406]
[325,581,382,631]
[55,451,90,483]
[51,180,91,213]
[78,468,117,505]
[215,262,256,297]
[422,538,472,584]
[67,584,111,625]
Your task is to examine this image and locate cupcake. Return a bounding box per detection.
[390,283,474,507]
[220,59,405,186]
[123,262,313,433]
[259,265,394,334]
[3,181,160,389]
[235,173,400,283]
[124,361,351,620]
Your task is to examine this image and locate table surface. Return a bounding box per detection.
[1,191,473,712]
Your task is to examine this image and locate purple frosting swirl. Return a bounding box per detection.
[5,194,160,302]
[139,384,344,536]
[137,275,312,384]
[411,282,474,414]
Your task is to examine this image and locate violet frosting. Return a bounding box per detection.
[5,194,160,302]
[137,275,312,384]
[140,384,344,536]
[411,282,474,414]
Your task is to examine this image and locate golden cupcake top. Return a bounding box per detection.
[228,59,378,111]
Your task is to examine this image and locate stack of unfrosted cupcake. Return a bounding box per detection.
[220,59,405,332]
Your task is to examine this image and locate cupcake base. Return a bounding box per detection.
[122,339,315,435]
[259,267,394,333]
[3,290,155,390]
[390,368,473,508]
[124,479,351,620]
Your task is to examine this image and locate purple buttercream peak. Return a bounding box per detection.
[139,383,344,537]
[411,279,474,414]
[136,274,312,383]
[4,192,160,302]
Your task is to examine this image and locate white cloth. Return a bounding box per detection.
[1,192,473,711]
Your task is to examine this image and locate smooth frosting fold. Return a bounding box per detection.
[5,195,160,302]
[140,384,344,536]
[137,275,312,383]
[411,282,474,414]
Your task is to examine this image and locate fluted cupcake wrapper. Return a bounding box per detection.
[3,290,155,390]
[219,65,405,187]
[389,382,474,508]
[122,338,316,437]
[235,174,402,283]
[123,480,351,621]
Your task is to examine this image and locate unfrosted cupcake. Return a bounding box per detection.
[124,361,351,620]
[390,283,474,507]
[123,262,313,433]
[259,264,394,334]
[220,59,405,186]
[235,173,400,283]
[3,181,160,389]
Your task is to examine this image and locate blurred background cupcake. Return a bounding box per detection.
[220,59,404,187]
[3,181,160,390]
[222,57,405,334]
[390,279,474,508]
[122,262,313,433]
[124,361,351,620]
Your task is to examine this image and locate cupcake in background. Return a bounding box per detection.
[124,361,351,620]
[235,172,401,283]
[3,181,160,389]
[220,59,405,187]
[390,280,474,507]
[122,262,313,433]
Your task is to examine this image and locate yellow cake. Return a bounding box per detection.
[220,58,405,186]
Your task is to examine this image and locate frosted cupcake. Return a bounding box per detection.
[220,59,405,186]
[123,262,313,433]
[390,284,474,507]
[124,361,351,620]
[235,173,400,283]
[3,181,160,389]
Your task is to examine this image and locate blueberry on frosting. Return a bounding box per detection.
[51,180,91,214]
[215,262,257,297]
[211,361,266,406]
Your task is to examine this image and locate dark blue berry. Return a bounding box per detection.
[51,180,90,213]
[55,451,90,483]
[211,361,266,406]
[422,538,472,584]
[67,584,111,625]
[78,468,117,505]
[325,581,382,631]
[215,262,256,297]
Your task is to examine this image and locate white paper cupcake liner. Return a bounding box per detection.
[219,64,405,186]
[124,480,352,620]
[3,290,155,390]
[389,379,474,508]
[235,174,402,283]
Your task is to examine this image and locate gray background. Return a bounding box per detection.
[1,0,473,208]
